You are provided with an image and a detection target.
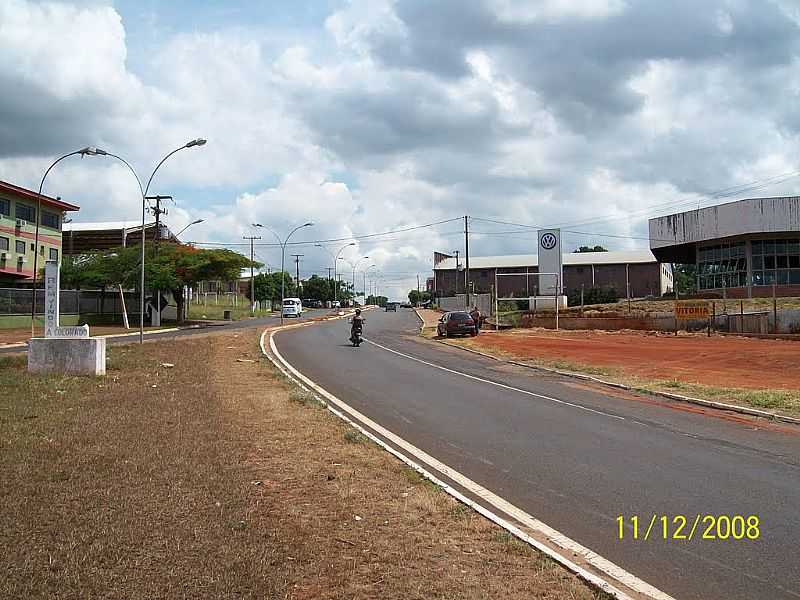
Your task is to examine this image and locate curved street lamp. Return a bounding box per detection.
[254,221,314,324]
[351,256,370,305]
[175,219,204,238]
[364,264,377,304]
[31,147,112,337]
[316,241,355,304]
[139,139,207,343]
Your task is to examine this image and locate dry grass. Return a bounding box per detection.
[1,331,608,599]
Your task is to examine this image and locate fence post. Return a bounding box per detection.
[580,284,584,317]
[773,283,778,334]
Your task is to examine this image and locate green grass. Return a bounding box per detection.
[635,379,800,413]
[493,530,534,556]
[187,303,274,321]
[288,388,322,407]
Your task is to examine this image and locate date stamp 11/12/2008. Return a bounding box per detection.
[617,515,760,541]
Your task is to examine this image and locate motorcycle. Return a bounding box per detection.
[348,317,364,347]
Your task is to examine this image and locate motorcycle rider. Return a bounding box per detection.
[350,308,364,344]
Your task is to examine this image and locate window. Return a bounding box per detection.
[0,237,8,251]
[42,211,60,229]
[0,198,9,216]
[751,238,800,286]
[15,203,35,222]
[697,241,746,289]
[49,248,58,261]
[15,240,25,254]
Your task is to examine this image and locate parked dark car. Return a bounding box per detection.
[437,311,477,337]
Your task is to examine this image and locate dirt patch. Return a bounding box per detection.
[465,328,800,391]
[0,330,607,599]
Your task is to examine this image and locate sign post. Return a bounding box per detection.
[537,229,562,297]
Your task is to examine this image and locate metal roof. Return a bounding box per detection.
[63,220,157,232]
[434,250,658,270]
[0,179,80,211]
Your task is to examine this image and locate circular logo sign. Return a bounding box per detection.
[540,233,557,250]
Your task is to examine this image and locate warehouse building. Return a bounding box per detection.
[63,220,176,255]
[432,250,672,299]
[649,196,800,298]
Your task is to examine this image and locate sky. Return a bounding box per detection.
[2,0,800,300]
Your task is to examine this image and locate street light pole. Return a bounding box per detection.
[139,138,206,344]
[31,147,111,338]
[365,264,377,304]
[352,256,369,305]
[317,241,355,305]
[254,222,313,324]
[175,219,204,238]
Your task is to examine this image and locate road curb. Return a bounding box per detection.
[260,321,674,600]
[434,338,800,426]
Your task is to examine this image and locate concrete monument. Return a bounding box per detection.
[28,260,106,375]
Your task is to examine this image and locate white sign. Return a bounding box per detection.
[53,325,90,338]
[43,259,90,339]
[537,229,562,296]
[44,260,60,338]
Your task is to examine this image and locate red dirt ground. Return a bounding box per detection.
[468,329,800,391]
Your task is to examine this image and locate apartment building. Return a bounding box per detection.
[0,179,79,285]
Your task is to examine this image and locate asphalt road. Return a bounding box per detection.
[273,308,800,600]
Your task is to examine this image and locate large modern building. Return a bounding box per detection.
[649,196,800,298]
[433,250,672,299]
[0,179,79,284]
[63,220,177,255]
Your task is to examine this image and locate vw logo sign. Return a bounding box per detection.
[540,233,557,250]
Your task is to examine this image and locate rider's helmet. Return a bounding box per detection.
[355,308,362,315]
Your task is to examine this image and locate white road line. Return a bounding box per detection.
[266,327,675,600]
[365,337,625,421]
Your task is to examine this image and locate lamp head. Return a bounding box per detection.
[185,138,207,148]
[81,146,108,156]
[303,222,314,227]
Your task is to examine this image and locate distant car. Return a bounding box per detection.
[385,303,397,312]
[437,311,477,338]
[332,300,341,309]
[400,302,412,308]
[282,297,303,318]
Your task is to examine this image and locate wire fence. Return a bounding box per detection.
[0,288,141,317]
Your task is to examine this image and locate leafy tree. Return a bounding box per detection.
[301,274,335,301]
[672,263,697,296]
[567,285,619,306]
[250,272,296,305]
[66,244,255,323]
[574,245,608,253]
[365,295,388,307]
[408,290,432,305]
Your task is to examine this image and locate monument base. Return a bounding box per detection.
[28,337,106,376]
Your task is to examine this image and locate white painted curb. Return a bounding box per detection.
[261,323,675,600]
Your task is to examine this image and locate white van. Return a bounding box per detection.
[282,297,303,317]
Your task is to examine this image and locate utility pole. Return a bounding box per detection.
[243,235,261,315]
[145,194,172,326]
[452,250,460,296]
[291,254,304,292]
[464,215,470,310]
